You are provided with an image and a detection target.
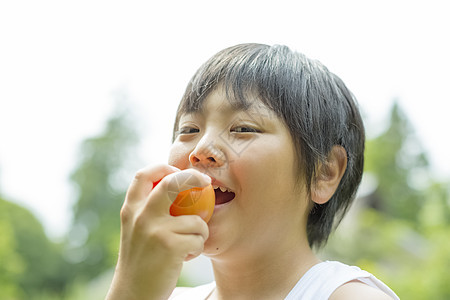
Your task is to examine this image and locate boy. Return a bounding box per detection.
[106,43,399,299]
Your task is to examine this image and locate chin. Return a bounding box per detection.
[202,229,223,257]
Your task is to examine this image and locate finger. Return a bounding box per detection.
[172,232,208,259]
[125,164,180,205]
[168,215,209,242]
[145,169,211,216]
[184,246,204,262]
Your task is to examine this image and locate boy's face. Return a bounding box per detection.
[168,87,311,260]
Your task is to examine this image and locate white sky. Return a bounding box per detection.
[1,0,449,240]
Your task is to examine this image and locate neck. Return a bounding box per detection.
[208,237,320,300]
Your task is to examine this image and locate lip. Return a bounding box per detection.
[213,200,233,213]
[210,178,233,191]
[210,177,236,206]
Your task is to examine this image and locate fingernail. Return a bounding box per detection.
[202,173,211,183]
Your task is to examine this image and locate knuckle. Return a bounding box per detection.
[120,205,133,224]
[133,169,146,181]
[162,236,178,251]
[194,216,208,231]
[150,227,175,250]
[192,216,209,238]
[133,216,173,249]
[191,235,206,253]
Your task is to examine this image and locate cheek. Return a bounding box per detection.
[236,157,281,207]
[238,146,299,206]
[168,143,191,169]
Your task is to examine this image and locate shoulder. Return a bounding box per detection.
[330,280,396,300]
[285,261,399,300]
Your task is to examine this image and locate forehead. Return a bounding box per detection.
[179,87,274,120]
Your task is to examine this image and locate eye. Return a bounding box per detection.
[178,127,199,134]
[231,126,260,133]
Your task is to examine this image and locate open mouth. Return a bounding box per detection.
[212,185,235,205]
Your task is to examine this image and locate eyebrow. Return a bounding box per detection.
[198,97,273,115]
[177,93,276,128]
[196,102,275,127]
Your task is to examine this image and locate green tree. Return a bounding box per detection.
[0,208,25,300]
[323,101,450,299]
[0,197,69,299]
[364,101,429,222]
[324,182,450,299]
[66,102,140,282]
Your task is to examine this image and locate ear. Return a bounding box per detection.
[311,146,348,205]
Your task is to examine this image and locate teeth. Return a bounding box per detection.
[212,184,233,193]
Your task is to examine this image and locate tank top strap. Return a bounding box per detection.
[284,261,399,299]
[170,282,215,300]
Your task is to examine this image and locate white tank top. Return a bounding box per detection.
[170,261,399,299]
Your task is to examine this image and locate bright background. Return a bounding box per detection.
[1,0,449,241]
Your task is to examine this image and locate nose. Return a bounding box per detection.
[189,137,226,169]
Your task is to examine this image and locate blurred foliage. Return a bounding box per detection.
[0,198,70,299]
[364,101,430,222]
[66,102,140,284]
[0,205,24,300]
[323,101,450,299]
[0,100,140,299]
[1,99,449,298]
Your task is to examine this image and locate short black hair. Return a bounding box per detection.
[173,43,365,249]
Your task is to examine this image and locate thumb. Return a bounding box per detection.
[147,169,211,214]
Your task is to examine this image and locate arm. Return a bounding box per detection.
[105,165,211,300]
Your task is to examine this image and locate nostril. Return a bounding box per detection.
[190,155,200,163]
[189,148,222,166]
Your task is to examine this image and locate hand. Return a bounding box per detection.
[106,164,211,300]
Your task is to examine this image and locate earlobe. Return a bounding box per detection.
[311,146,348,205]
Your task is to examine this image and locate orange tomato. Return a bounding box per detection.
[170,185,215,223]
[153,179,215,223]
